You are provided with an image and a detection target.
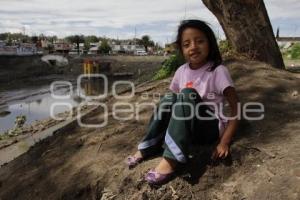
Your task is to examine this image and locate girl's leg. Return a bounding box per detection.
[146,88,219,184]
[160,88,219,165]
[137,92,177,158]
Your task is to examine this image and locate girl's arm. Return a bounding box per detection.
[212,86,239,159]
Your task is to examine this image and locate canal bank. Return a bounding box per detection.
[0,55,166,166]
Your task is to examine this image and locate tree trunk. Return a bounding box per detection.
[202,0,285,69]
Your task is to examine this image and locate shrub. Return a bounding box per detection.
[283,43,300,59]
[98,40,112,54]
[153,52,185,80]
[290,43,300,59]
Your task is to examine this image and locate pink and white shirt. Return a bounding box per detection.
[169,62,234,136]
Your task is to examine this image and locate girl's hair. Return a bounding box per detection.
[175,19,222,71]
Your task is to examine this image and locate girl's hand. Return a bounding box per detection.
[212,142,230,160]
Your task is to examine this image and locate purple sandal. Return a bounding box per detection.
[145,169,175,185]
[126,155,143,169]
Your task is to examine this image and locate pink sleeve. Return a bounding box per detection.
[169,69,180,93]
[214,65,234,95]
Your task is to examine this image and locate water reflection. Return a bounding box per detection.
[80,78,107,97]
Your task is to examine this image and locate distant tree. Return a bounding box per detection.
[31,36,38,44]
[85,35,99,43]
[154,42,163,50]
[65,35,84,43]
[98,39,111,54]
[0,33,9,41]
[39,33,45,39]
[30,36,41,47]
[83,35,99,51]
[65,35,84,54]
[48,35,58,43]
[47,44,54,53]
[139,35,155,52]
[0,32,31,43]
[7,37,12,46]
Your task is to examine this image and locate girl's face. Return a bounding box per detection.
[181,28,210,69]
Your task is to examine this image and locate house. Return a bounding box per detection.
[0,43,37,56]
[134,45,146,55]
[17,43,37,55]
[135,46,147,55]
[87,42,102,55]
[88,46,99,55]
[0,40,6,48]
[53,41,71,54]
[111,44,121,54]
[111,44,145,54]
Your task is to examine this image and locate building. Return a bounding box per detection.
[0,40,6,47]
[87,46,99,55]
[17,43,37,55]
[0,46,16,55]
[53,41,71,54]
[111,44,145,54]
[87,42,102,55]
[0,43,37,56]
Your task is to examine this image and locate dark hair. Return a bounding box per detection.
[175,19,222,71]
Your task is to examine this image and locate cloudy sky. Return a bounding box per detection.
[1,0,300,44]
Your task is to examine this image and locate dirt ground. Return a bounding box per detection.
[0,59,299,200]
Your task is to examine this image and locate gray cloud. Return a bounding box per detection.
[0,0,299,44]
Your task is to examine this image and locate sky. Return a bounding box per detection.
[1,0,300,45]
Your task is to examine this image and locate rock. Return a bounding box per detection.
[101,188,116,200]
[14,115,26,129]
[291,90,298,98]
[0,111,11,117]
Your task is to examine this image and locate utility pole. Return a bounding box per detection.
[134,26,137,45]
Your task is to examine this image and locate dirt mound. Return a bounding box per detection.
[0,59,299,200]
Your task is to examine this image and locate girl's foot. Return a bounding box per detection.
[134,150,143,159]
[145,157,176,185]
[126,150,143,169]
[155,157,176,174]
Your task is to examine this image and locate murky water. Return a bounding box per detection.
[0,77,121,134]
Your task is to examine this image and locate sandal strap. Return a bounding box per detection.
[126,156,143,167]
[145,169,174,184]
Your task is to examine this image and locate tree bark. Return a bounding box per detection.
[202,0,284,69]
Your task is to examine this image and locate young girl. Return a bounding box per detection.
[127,19,239,185]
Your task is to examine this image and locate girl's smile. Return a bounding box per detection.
[181,28,210,69]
